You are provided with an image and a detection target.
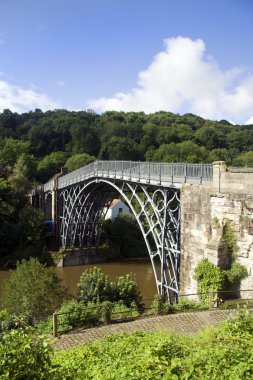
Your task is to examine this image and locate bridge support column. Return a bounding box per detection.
[52,178,59,242]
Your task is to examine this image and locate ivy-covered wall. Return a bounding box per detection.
[180,177,253,295]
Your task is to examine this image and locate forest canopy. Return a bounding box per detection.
[0,108,253,185]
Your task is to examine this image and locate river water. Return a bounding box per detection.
[0,259,158,301]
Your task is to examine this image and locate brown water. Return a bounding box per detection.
[0,260,158,301]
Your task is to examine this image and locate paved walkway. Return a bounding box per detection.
[55,309,237,350]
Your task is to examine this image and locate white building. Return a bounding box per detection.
[104,199,130,221]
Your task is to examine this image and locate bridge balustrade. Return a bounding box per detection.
[42,161,213,191]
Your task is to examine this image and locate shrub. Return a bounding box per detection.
[149,294,172,315]
[78,267,143,309]
[225,262,248,285]
[53,308,253,379]
[1,257,69,320]
[112,274,143,308]
[56,300,101,333]
[111,302,140,320]
[0,328,55,379]
[194,258,225,304]
[0,309,28,332]
[78,267,112,304]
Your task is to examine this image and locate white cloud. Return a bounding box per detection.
[88,36,253,124]
[245,115,253,125]
[0,80,60,113]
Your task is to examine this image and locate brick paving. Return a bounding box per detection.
[55,309,237,350]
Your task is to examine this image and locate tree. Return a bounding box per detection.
[17,206,46,255]
[37,151,69,182]
[99,136,141,160]
[2,257,69,319]
[65,153,96,172]
[0,138,30,171]
[233,151,253,167]
[101,214,146,257]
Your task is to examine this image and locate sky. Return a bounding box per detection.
[0,0,253,124]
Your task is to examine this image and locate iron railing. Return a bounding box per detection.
[43,161,213,191]
[51,288,253,337]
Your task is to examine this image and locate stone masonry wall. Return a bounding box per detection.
[180,162,253,295]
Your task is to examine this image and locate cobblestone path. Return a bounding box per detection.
[55,309,237,350]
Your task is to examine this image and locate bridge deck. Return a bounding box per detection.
[43,161,213,192]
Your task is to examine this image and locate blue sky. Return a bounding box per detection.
[0,0,253,123]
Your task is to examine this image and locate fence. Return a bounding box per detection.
[51,289,253,337]
[42,161,213,191]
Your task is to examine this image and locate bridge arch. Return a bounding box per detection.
[58,177,180,302]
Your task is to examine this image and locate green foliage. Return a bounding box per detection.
[149,294,172,315]
[78,267,112,304]
[37,151,69,182]
[195,221,248,303]
[3,305,253,379]
[222,220,239,259]
[112,274,143,307]
[64,152,95,171]
[151,141,208,163]
[233,151,253,166]
[55,299,140,333]
[0,137,30,169]
[53,308,253,379]
[111,301,140,319]
[78,267,143,309]
[1,109,253,261]
[17,205,45,254]
[56,300,102,333]
[0,328,55,379]
[0,309,30,332]
[225,262,248,285]
[101,213,147,257]
[149,294,203,315]
[194,258,225,303]
[1,257,69,319]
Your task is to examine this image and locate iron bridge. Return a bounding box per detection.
[39,160,213,303]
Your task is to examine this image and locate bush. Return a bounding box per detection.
[225,262,248,285]
[56,300,101,333]
[53,307,253,379]
[1,257,69,320]
[78,267,112,304]
[0,309,28,332]
[0,328,55,379]
[149,294,172,315]
[111,302,140,320]
[112,274,143,308]
[194,258,225,304]
[78,267,143,309]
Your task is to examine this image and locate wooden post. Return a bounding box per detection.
[209,290,213,309]
[53,313,58,338]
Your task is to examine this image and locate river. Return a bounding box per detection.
[0,259,158,301]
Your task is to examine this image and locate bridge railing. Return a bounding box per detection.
[43,161,213,191]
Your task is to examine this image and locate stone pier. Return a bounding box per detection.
[180,161,253,295]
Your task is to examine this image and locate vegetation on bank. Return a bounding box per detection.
[1,307,253,379]
[0,258,252,379]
